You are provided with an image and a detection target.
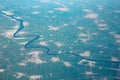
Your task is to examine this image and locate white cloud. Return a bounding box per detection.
[23,21,29,26]
[32,6,40,8]
[77,27,84,30]
[111,57,119,61]
[2,10,14,15]
[54,42,63,47]
[78,59,95,67]
[26,57,46,64]
[17,31,27,35]
[97,5,103,10]
[18,62,26,66]
[25,51,46,64]
[80,51,90,57]
[51,57,60,62]
[28,51,42,55]
[79,33,87,37]
[0,69,5,73]
[1,29,16,39]
[85,71,93,75]
[85,13,98,19]
[94,20,107,29]
[83,9,92,13]
[54,7,70,12]
[48,26,60,31]
[31,12,39,15]
[115,10,120,13]
[19,42,27,45]
[40,41,48,46]
[116,39,120,44]
[16,72,25,79]
[78,59,88,64]
[64,62,72,67]
[41,0,50,2]
[29,75,42,80]
[88,61,96,67]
